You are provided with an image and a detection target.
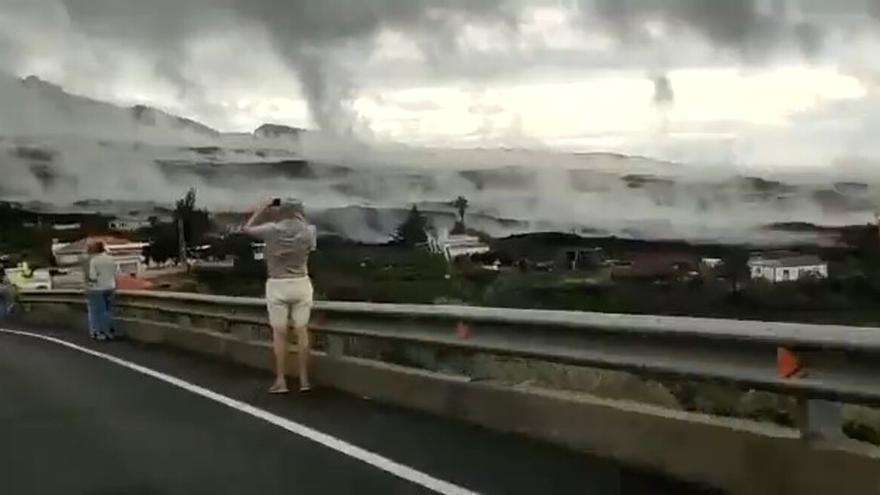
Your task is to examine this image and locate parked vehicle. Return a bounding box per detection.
[4,267,53,291]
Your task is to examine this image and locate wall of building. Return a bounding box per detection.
[114,255,143,275]
[55,253,82,266]
[750,264,828,283]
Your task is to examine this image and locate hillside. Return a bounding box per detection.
[2,74,880,244]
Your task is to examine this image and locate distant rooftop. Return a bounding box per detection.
[748,255,824,267]
[54,235,137,256]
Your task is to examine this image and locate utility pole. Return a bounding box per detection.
[177,216,189,272]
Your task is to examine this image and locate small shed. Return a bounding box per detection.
[747,255,828,283]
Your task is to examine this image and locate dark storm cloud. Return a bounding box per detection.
[59,0,224,63]
[233,0,513,45]
[232,0,516,136]
[4,0,880,137]
[792,22,824,59]
[582,0,844,60]
[590,0,774,49]
[52,0,516,135]
[63,0,511,54]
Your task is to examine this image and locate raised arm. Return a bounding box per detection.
[243,200,274,236]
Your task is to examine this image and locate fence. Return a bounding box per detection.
[18,289,880,437]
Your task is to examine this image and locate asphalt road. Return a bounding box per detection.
[0,323,720,495]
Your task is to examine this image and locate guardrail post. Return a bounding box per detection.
[797,397,844,441]
[326,335,345,357]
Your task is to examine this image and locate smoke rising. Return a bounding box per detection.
[1,0,516,137]
[652,74,674,106]
[294,53,366,139]
[4,1,880,243]
[2,76,879,246]
[234,0,516,138]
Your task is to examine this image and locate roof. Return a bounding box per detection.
[748,255,824,268]
[444,240,488,249]
[55,235,134,256]
[447,244,490,253]
[110,218,149,223]
[115,275,153,290]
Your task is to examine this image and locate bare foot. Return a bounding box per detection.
[268,380,289,394]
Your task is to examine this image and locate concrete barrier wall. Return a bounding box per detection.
[14,301,880,495]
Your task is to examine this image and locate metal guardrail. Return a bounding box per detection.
[18,290,880,414]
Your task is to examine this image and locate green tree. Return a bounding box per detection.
[144,222,177,264]
[452,196,468,235]
[721,249,750,294]
[454,196,468,222]
[229,233,262,275]
[393,205,428,247]
[174,188,211,248]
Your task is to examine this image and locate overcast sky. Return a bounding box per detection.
[3,0,880,167]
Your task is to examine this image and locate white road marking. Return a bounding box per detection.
[0,328,478,495]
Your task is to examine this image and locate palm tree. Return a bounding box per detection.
[452,196,469,235]
[454,196,469,223]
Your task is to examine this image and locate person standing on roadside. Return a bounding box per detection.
[0,270,10,319]
[87,241,121,341]
[82,244,95,334]
[244,199,317,394]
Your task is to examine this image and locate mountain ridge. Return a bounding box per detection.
[4,74,880,245]
[14,75,309,139]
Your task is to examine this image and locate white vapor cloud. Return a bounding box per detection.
[3,0,880,243]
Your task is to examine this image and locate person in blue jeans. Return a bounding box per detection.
[0,271,10,320]
[87,242,122,341]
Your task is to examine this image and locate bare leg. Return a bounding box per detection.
[294,325,311,391]
[269,324,289,393]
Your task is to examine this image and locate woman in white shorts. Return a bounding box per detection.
[244,199,317,393]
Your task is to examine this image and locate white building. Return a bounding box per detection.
[110,218,151,232]
[52,236,149,275]
[701,258,724,270]
[427,228,490,262]
[52,222,81,231]
[748,255,828,283]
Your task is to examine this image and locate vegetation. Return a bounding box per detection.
[176,234,880,446]
[392,205,428,247]
[184,233,880,327]
[175,188,211,248]
[0,202,107,267]
[141,188,212,265]
[451,196,468,235]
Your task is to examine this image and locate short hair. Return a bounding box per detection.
[278,199,305,218]
[92,241,106,253]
